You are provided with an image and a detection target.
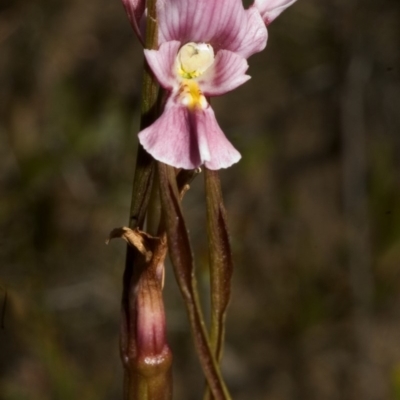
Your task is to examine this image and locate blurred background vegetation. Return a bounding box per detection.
[1,0,400,399]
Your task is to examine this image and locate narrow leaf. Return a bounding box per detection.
[204,168,233,361]
[158,162,232,400]
[203,169,234,400]
[128,150,155,230]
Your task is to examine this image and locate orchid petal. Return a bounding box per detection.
[139,100,202,169]
[198,50,250,97]
[198,107,241,170]
[138,98,240,170]
[157,0,267,58]
[254,0,297,25]
[144,41,181,90]
[157,0,241,45]
[231,7,268,58]
[122,0,146,41]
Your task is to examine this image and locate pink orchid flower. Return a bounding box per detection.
[123,0,296,170]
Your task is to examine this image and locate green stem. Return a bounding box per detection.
[127,0,159,231]
[121,1,165,399]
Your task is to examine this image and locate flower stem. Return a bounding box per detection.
[158,163,232,400]
[121,1,168,399]
[127,0,159,231]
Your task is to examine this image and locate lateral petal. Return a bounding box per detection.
[196,107,241,170]
[144,41,181,90]
[253,0,297,25]
[198,50,250,97]
[138,99,202,170]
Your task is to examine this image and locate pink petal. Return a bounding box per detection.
[254,0,297,25]
[122,0,146,42]
[144,41,181,90]
[197,50,250,97]
[231,7,268,58]
[157,0,267,59]
[197,107,241,170]
[138,98,240,170]
[139,99,202,169]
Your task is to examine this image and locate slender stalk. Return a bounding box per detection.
[203,168,233,400]
[158,163,232,400]
[121,1,164,399]
[127,0,159,231]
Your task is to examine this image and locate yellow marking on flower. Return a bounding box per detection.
[177,42,214,79]
[180,80,207,110]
